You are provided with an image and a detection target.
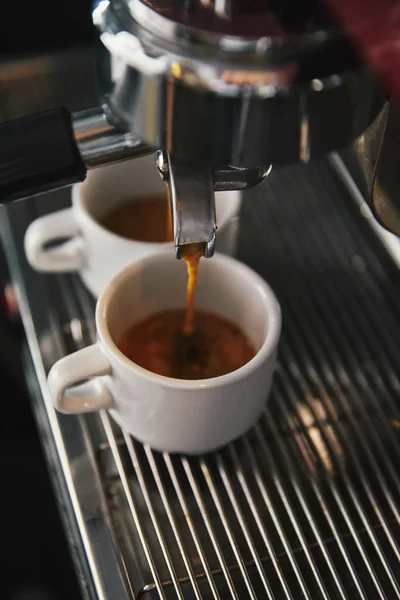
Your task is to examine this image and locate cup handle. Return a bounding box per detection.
[48,344,114,414]
[24,207,86,272]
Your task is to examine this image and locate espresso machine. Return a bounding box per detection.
[2,1,400,599]
[0,0,394,256]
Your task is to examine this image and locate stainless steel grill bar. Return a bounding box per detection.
[285,301,400,564]
[144,446,203,599]
[227,443,307,599]
[182,458,239,598]
[101,413,167,599]
[280,177,400,524]
[259,381,362,599]
[291,293,400,591]
[259,169,400,597]
[198,459,257,599]
[280,349,396,599]
[302,168,400,407]
[123,436,185,599]
[228,445,301,599]
[269,175,400,516]
[274,384,368,599]
[258,230,399,596]
[215,453,274,597]
[163,454,221,599]
[298,178,400,453]
[257,418,345,599]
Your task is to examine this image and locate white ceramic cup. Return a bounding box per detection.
[47,252,281,455]
[24,154,242,297]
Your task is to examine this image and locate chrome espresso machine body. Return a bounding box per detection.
[0,0,389,256]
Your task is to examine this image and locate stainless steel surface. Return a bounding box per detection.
[354,101,400,236]
[2,155,400,599]
[212,165,272,192]
[158,151,216,257]
[95,0,384,167]
[73,107,153,169]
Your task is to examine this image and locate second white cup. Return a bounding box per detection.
[24,154,242,297]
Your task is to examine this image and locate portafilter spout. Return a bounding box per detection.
[156,150,271,258]
[157,151,216,258]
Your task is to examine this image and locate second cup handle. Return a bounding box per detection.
[48,344,114,414]
[24,207,86,272]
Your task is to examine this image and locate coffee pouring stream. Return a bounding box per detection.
[0,0,397,252]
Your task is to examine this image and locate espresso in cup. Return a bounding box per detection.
[100,193,173,243]
[117,238,255,380]
[118,308,256,380]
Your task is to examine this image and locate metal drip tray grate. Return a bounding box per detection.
[2,156,400,599]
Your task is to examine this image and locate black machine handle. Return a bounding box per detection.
[0,107,86,203]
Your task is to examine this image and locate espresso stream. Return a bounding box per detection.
[114,195,256,379]
[181,242,205,336]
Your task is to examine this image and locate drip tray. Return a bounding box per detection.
[1,155,400,599]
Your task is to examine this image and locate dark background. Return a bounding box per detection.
[0,0,95,55]
[0,2,96,598]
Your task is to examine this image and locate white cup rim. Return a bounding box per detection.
[96,252,281,390]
